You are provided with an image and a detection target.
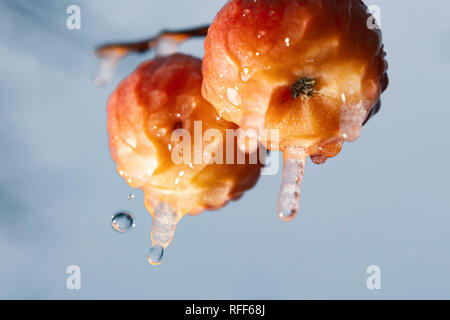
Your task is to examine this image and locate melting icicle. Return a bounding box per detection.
[148,202,180,265]
[339,96,368,142]
[154,37,178,57]
[151,202,179,246]
[277,146,307,222]
[94,52,124,87]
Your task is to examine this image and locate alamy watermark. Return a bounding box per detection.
[66,265,81,290]
[366,265,382,290]
[66,5,81,30]
[169,123,280,176]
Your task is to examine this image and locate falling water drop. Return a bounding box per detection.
[111,211,136,233]
[147,245,164,265]
[128,194,135,200]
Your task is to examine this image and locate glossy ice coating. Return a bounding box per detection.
[202,0,388,158]
[107,54,262,217]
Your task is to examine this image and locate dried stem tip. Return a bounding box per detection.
[291,77,316,99]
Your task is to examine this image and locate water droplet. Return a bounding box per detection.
[226,87,242,106]
[128,194,135,200]
[155,127,167,137]
[241,67,251,82]
[147,245,164,265]
[111,211,135,233]
[310,154,327,165]
[285,37,291,47]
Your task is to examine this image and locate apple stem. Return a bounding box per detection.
[291,77,316,99]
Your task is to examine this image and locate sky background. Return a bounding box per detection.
[0,0,449,299]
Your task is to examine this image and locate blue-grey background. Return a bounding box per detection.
[0,0,449,299]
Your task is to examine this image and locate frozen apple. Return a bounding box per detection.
[107,54,263,263]
[201,0,388,220]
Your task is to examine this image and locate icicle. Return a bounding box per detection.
[94,52,124,87]
[154,37,178,57]
[148,202,180,265]
[339,95,368,142]
[276,146,307,222]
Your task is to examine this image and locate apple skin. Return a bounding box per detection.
[107,53,262,216]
